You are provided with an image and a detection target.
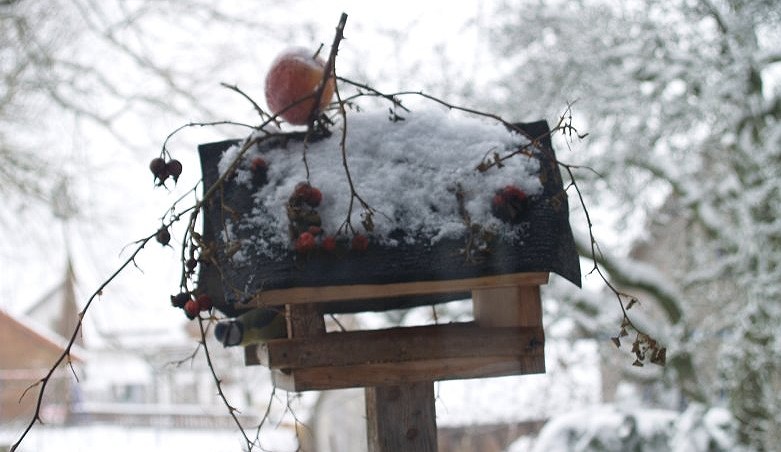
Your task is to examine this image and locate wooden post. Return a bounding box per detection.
[472,285,542,328]
[365,381,438,452]
[472,285,545,374]
[269,303,326,389]
[285,303,326,338]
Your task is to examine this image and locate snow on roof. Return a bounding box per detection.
[220,107,541,258]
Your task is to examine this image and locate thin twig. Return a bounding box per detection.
[161,120,259,158]
[306,12,348,127]
[220,82,274,123]
[560,162,665,364]
[333,69,376,234]
[335,76,411,112]
[328,313,347,332]
[11,230,164,451]
[253,385,278,452]
[197,316,255,451]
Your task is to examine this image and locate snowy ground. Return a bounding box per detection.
[0,425,296,452]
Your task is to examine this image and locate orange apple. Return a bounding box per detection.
[264,47,335,125]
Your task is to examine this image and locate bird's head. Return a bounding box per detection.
[214,319,243,347]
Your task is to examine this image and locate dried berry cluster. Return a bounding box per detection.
[491,185,529,223]
[148,155,213,320]
[171,292,213,320]
[149,156,183,186]
[285,181,369,255]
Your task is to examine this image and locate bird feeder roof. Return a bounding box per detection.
[197,109,580,316]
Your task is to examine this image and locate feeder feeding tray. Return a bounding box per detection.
[197,116,580,392]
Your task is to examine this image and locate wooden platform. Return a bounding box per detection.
[243,273,548,391]
[244,271,548,307]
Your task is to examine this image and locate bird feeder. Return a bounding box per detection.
[197,116,580,451]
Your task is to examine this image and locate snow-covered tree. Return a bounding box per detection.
[481,0,780,449]
[0,0,304,244]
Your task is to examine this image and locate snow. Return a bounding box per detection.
[504,403,740,452]
[219,107,540,257]
[436,339,602,426]
[521,405,676,452]
[0,425,295,452]
[670,405,739,452]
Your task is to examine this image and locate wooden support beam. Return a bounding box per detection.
[252,287,548,390]
[258,323,543,369]
[472,285,545,374]
[268,354,545,392]
[285,303,326,338]
[244,303,325,366]
[247,272,549,307]
[473,285,542,328]
[366,382,437,452]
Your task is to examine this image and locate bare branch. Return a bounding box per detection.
[197,317,256,451]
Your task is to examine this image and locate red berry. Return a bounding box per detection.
[294,232,317,253]
[186,258,198,272]
[184,299,200,319]
[156,226,171,246]
[292,182,322,207]
[292,182,309,198]
[351,234,369,252]
[149,157,169,184]
[304,186,322,207]
[251,157,268,172]
[321,235,337,252]
[308,226,322,236]
[501,185,527,202]
[166,159,183,182]
[195,294,212,311]
[250,157,269,186]
[149,157,166,176]
[491,185,529,223]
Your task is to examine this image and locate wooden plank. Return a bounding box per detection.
[471,285,546,376]
[366,382,437,452]
[270,355,546,392]
[473,285,543,328]
[246,303,325,366]
[286,303,326,338]
[258,322,544,369]
[244,272,549,307]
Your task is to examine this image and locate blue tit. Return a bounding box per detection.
[214,308,287,347]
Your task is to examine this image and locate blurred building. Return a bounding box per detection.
[0,259,266,430]
[0,308,84,425]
